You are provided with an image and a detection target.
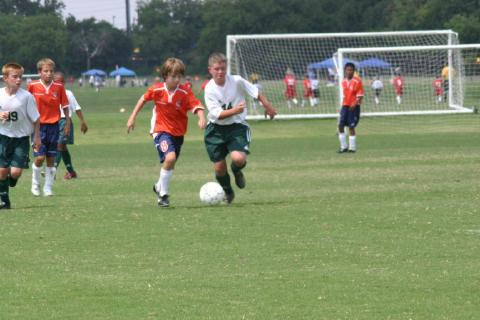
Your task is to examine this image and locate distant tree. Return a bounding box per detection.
[134,0,204,74]
[65,16,133,74]
[0,14,67,72]
[0,0,64,16]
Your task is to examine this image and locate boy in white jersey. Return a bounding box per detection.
[53,72,88,180]
[0,63,41,209]
[204,53,277,203]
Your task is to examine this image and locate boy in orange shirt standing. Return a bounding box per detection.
[28,58,71,196]
[127,58,206,207]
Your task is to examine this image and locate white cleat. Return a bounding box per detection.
[31,184,41,197]
[43,188,54,197]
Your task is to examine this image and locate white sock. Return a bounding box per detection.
[309,98,314,106]
[287,100,292,109]
[158,168,173,197]
[32,163,42,186]
[292,98,298,105]
[396,96,401,104]
[44,166,56,190]
[375,97,379,105]
[338,133,347,150]
[349,136,357,151]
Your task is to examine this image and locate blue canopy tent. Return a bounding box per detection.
[359,58,391,69]
[82,69,107,77]
[109,67,136,77]
[307,58,359,71]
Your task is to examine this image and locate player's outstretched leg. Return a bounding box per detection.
[31,163,42,196]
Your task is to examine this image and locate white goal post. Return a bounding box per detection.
[226,30,459,120]
[336,44,480,116]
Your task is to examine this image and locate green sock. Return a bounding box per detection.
[231,161,246,173]
[54,151,62,168]
[62,150,75,173]
[0,179,10,205]
[216,173,233,194]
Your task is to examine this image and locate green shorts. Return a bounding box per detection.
[0,134,30,168]
[204,122,250,162]
[58,118,74,145]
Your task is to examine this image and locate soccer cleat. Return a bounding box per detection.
[337,148,348,154]
[233,170,246,189]
[158,195,170,207]
[224,191,235,204]
[0,201,11,210]
[348,149,356,153]
[31,184,41,197]
[64,171,77,180]
[43,188,54,197]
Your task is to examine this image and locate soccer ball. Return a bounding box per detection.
[199,182,225,205]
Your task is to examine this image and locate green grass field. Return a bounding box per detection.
[0,85,479,319]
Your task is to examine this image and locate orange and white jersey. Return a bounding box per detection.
[341,76,364,107]
[28,80,68,124]
[143,82,203,137]
[284,74,296,87]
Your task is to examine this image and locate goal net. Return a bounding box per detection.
[335,44,480,118]
[226,30,459,119]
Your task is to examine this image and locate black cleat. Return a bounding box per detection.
[337,148,348,154]
[224,191,235,204]
[348,149,356,153]
[233,170,246,189]
[158,195,170,207]
[0,201,11,210]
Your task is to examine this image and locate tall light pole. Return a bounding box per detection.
[126,0,131,35]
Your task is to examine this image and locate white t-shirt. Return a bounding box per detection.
[0,87,40,138]
[60,90,82,118]
[204,75,258,125]
[372,79,384,90]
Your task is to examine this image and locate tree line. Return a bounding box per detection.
[0,0,479,76]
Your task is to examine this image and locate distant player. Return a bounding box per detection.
[371,76,383,105]
[127,58,206,207]
[284,68,298,109]
[338,62,363,153]
[432,75,443,103]
[441,65,449,101]
[204,53,277,203]
[0,63,41,209]
[53,72,88,179]
[302,74,314,107]
[28,58,71,196]
[392,70,404,105]
[184,76,193,90]
[311,77,319,106]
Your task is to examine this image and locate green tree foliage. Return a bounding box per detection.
[65,16,133,74]
[0,14,67,72]
[0,0,64,16]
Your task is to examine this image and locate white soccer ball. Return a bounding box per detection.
[199,182,225,205]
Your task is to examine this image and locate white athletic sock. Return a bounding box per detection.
[349,136,357,151]
[287,100,292,109]
[396,96,401,105]
[159,168,173,197]
[309,97,314,106]
[292,98,298,105]
[338,133,347,150]
[32,163,42,186]
[375,96,379,105]
[44,166,56,190]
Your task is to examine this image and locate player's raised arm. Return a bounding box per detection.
[127,96,147,133]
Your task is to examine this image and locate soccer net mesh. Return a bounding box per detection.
[226,31,459,119]
[336,44,480,117]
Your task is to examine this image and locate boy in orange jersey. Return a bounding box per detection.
[28,58,71,196]
[284,68,298,109]
[302,74,314,107]
[338,62,363,153]
[127,58,206,207]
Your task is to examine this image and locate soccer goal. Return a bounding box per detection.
[226,30,459,119]
[336,44,480,116]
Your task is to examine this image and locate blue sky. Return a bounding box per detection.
[62,0,138,30]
